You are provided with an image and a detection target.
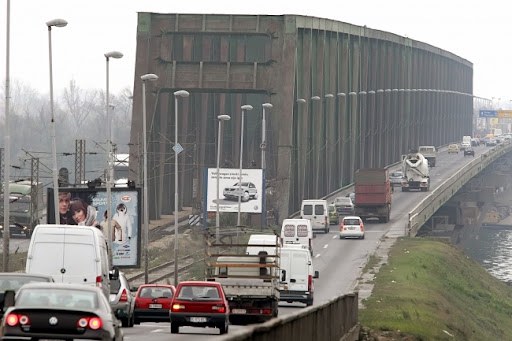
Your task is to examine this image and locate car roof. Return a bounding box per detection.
[177,281,222,287]
[19,282,101,292]
[342,215,362,220]
[0,273,53,279]
[138,284,175,289]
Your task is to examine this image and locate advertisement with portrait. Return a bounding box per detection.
[205,168,263,213]
[47,187,141,268]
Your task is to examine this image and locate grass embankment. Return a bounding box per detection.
[359,237,512,340]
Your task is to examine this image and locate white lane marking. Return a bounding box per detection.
[315,254,321,258]
[151,329,166,333]
[332,235,337,239]
[323,244,328,249]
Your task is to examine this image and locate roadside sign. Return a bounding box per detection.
[173,143,184,154]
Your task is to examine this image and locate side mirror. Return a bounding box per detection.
[130,286,139,293]
[3,290,15,309]
[281,269,286,282]
[314,271,319,279]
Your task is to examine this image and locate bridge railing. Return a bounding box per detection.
[220,292,359,341]
[408,143,512,236]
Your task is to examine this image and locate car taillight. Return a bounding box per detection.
[339,223,345,231]
[360,223,364,231]
[212,305,226,313]
[261,309,272,315]
[308,274,313,292]
[95,276,103,287]
[171,303,185,311]
[324,216,328,226]
[77,317,102,330]
[119,289,128,302]
[6,313,29,326]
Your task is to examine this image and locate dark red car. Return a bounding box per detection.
[170,281,229,334]
[133,284,175,324]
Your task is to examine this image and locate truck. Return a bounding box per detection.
[0,180,46,238]
[461,136,471,150]
[206,234,280,324]
[353,168,392,223]
[418,145,437,167]
[401,152,430,192]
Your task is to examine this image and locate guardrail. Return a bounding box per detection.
[407,143,512,236]
[220,292,359,341]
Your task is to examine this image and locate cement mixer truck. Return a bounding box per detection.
[401,152,430,192]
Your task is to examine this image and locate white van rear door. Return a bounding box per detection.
[62,243,98,287]
[27,242,65,282]
[288,251,309,292]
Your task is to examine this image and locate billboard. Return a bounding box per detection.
[479,110,497,118]
[205,168,263,213]
[47,187,141,268]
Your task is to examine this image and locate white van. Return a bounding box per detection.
[280,219,313,255]
[25,225,114,299]
[246,234,280,256]
[279,244,319,306]
[300,199,329,233]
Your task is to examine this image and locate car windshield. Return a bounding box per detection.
[139,286,173,299]
[391,172,403,177]
[0,276,52,292]
[343,218,360,225]
[335,197,352,205]
[17,288,98,309]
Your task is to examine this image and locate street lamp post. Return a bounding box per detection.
[3,0,12,271]
[237,104,253,227]
[46,18,67,224]
[104,51,123,259]
[173,89,190,286]
[261,103,272,228]
[141,73,159,284]
[216,115,231,243]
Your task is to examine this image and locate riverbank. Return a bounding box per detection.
[358,237,512,340]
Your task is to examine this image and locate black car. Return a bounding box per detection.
[0,282,124,341]
[0,222,32,239]
[464,148,475,157]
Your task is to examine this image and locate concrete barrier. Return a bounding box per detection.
[220,293,359,341]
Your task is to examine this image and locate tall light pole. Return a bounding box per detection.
[237,104,253,226]
[104,51,123,259]
[216,114,231,243]
[3,0,11,271]
[173,89,190,286]
[141,73,158,284]
[261,103,272,228]
[46,18,67,224]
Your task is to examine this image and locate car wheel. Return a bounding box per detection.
[242,191,250,202]
[170,323,179,334]
[121,317,128,327]
[219,321,228,334]
[306,296,314,306]
[128,312,135,328]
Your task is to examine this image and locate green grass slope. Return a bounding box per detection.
[359,237,512,340]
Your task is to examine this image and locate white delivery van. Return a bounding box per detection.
[25,224,114,299]
[280,219,313,255]
[300,199,329,233]
[246,234,281,256]
[279,244,319,306]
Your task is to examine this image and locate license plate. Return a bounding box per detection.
[232,309,246,314]
[190,317,207,323]
[149,304,162,309]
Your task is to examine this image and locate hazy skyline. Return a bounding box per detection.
[1,1,511,103]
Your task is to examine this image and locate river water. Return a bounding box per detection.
[461,228,512,284]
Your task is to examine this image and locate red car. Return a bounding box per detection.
[170,281,229,334]
[133,284,175,324]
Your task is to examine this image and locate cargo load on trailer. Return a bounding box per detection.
[206,233,280,324]
[353,168,392,223]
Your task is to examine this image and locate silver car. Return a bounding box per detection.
[389,171,404,187]
[110,271,135,327]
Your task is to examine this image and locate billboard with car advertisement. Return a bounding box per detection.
[205,168,263,213]
[47,187,141,268]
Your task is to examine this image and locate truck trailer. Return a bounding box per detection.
[353,168,392,223]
